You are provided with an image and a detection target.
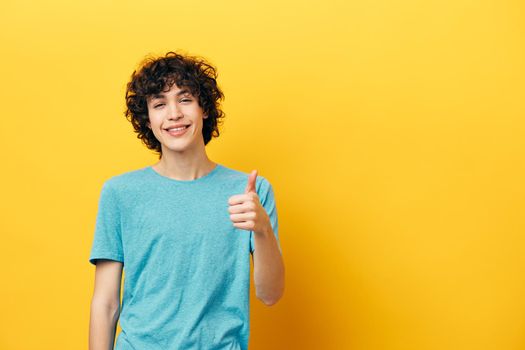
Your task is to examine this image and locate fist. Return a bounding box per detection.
[228,169,271,235]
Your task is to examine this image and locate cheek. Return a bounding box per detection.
[147,114,162,129]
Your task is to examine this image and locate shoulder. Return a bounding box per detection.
[219,165,276,205]
[219,164,273,188]
[99,166,150,196]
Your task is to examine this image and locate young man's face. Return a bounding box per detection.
[146,83,208,154]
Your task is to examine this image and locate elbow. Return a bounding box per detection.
[257,286,284,306]
[90,298,120,316]
[260,297,280,306]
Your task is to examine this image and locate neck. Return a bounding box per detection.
[153,144,217,181]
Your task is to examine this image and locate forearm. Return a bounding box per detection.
[89,301,120,350]
[253,227,285,305]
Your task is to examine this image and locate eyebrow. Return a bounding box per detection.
[150,89,192,100]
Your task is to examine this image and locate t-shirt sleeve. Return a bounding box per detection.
[89,181,125,266]
[250,176,282,255]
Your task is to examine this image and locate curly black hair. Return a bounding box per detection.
[124,51,225,158]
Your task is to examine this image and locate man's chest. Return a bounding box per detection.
[119,190,249,265]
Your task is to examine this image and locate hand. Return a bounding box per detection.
[228,169,271,236]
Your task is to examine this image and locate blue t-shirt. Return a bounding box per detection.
[89,163,282,350]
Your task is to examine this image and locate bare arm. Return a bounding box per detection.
[89,259,123,350]
[228,171,285,306]
[252,226,285,306]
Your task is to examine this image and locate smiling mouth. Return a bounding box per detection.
[164,125,191,137]
[164,125,190,131]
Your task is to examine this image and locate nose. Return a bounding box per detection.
[167,102,184,120]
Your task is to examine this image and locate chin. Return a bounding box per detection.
[163,140,196,152]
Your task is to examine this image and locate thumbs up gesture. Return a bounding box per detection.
[228,169,272,236]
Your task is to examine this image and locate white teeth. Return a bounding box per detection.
[167,126,187,131]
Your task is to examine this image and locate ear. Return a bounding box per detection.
[147,122,151,129]
[203,115,208,119]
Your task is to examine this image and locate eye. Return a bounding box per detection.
[180,98,192,103]
[154,103,165,108]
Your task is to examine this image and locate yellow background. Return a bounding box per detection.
[1,0,524,349]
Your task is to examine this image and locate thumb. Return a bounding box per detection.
[245,170,258,194]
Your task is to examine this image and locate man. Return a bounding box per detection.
[88,51,284,350]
